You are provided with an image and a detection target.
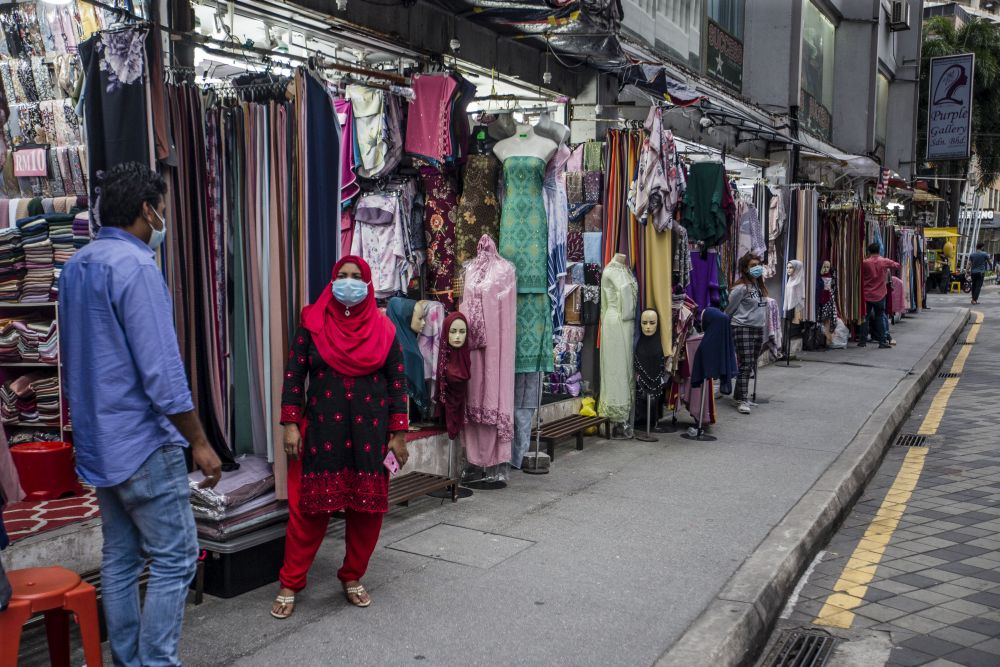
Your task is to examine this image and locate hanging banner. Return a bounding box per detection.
[926,53,974,161]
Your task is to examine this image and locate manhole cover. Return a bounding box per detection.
[894,434,927,447]
[938,372,960,378]
[767,629,837,667]
[387,523,534,569]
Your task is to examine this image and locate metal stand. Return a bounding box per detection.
[782,314,801,368]
[428,437,473,499]
[524,374,550,474]
[655,377,680,433]
[749,348,768,406]
[635,393,658,442]
[680,380,717,442]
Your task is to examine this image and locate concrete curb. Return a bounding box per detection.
[655,307,971,667]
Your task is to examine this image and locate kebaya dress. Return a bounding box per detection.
[460,235,517,467]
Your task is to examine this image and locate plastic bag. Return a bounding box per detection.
[830,318,849,349]
[580,396,599,435]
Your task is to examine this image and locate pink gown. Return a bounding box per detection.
[460,235,518,466]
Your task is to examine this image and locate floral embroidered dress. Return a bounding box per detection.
[280,329,409,513]
[419,166,459,311]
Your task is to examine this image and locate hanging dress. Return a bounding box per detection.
[453,153,500,273]
[499,156,554,374]
[598,260,638,422]
[544,144,570,335]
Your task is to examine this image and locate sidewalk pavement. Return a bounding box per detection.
[757,288,1000,667]
[18,296,969,667]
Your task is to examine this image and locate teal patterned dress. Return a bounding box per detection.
[499,156,554,373]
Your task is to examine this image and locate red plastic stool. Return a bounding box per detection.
[9,442,82,501]
[0,567,102,667]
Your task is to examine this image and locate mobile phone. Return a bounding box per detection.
[383,450,401,477]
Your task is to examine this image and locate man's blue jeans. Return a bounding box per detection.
[861,298,887,345]
[96,445,197,667]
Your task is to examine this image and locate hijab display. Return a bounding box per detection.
[386,297,429,416]
[435,312,471,440]
[690,307,739,395]
[784,260,805,313]
[635,310,665,397]
[301,256,396,377]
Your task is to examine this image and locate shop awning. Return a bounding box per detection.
[924,227,962,238]
[797,134,881,179]
[913,190,946,203]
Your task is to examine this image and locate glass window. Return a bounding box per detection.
[708,0,744,41]
[657,0,704,70]
[876,72,889,144]
[800,1,836,139]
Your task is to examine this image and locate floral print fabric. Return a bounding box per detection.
[419,166,459,311]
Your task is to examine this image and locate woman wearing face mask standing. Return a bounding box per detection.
[271,256,410,619]
[725,253,769,415]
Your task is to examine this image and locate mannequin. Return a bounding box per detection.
[784,260,805,314]
[533,111,571,146]
[497,126,558,466]
[818,261,838,343]
[493,126,558,164]
[634,309,666,434]
[410,300,428,334]
[436,313,471,440]
[386,297,429,417]
[487,112,517,142]
[598,254,639,437]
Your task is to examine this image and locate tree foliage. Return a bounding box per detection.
[918,16,1000,190]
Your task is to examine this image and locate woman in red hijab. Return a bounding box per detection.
[271,256,409,619]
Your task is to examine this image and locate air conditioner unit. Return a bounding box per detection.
[889,1,911,32]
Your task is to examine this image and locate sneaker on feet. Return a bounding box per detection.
[878,343,891,349]
[857,342,866,347]
[737,401,752,414]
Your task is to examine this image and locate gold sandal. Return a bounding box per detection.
[270,594,295,619]
[343,584,372,608]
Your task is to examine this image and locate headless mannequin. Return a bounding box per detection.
[469,125,496,156]
[533,112,570,146]
[613,252,627,266]
[488,112,517,142]
[493,126,558,164]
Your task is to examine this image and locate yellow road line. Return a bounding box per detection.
[813,310,983,629]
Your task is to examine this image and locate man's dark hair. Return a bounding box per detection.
[867,242,881,255]
[977,242,985,250]
[97,162,167,228]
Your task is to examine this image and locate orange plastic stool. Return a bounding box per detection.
[0,567,102,667]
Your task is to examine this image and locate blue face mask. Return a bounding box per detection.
[331,278,369,308]
[748,265,765,278]
[147,208,167,251]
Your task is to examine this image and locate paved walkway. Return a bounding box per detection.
[17,295,967,667]
[759,287,1000,667]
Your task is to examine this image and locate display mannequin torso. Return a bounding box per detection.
[533,113,571,146]
[493,126,558,164]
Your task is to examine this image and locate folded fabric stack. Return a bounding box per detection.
[0,317,57,364]
[72,212,91,249]
[1,371,60,425]
[0,228,25,302]
[17,217,55,304]
[0,319,21,362]
[38,321,58,364]
[49,215,76,299]
[545,325,585,396]
[188,456,284,541]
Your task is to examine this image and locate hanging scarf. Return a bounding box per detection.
[634,316,665,396]
[386,297,429,412]
[691,307,739,390]
[435,312,471,439]
[301,255,396,377]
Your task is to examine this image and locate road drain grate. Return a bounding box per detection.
[768,629,837,667]
[938,372,960,378]
[894,434,927,447]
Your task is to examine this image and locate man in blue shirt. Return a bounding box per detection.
[59,163,221,666]
[968,242,993,304]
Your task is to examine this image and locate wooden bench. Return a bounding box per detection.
[530,415,610,461]
[388,472,458,505]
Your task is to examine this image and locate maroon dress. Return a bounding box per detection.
[280,327,409,513]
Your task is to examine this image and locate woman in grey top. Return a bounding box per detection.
[726,253,768,414]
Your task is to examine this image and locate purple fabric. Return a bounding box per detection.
[686,250,720,311]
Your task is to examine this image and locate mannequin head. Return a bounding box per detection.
[448,317,468,348]
[821,260,831,274]
[410,301,427,334]
[640,310,659,337]
[786,261,795,277]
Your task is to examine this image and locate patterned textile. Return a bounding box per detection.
[583,171,602,203]
[584,205,603,232]
[499,156,553,373]
[731,324,763,401]
[419,166,459,311]
[583,141,603,172]
[454,153,500,271]
[545,145,570,334]
[566,172,584,204]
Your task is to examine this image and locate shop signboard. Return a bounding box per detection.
[13,147,48,178]
[926,53,974,160]
[800,89,832,141]
[706,20,743,92]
